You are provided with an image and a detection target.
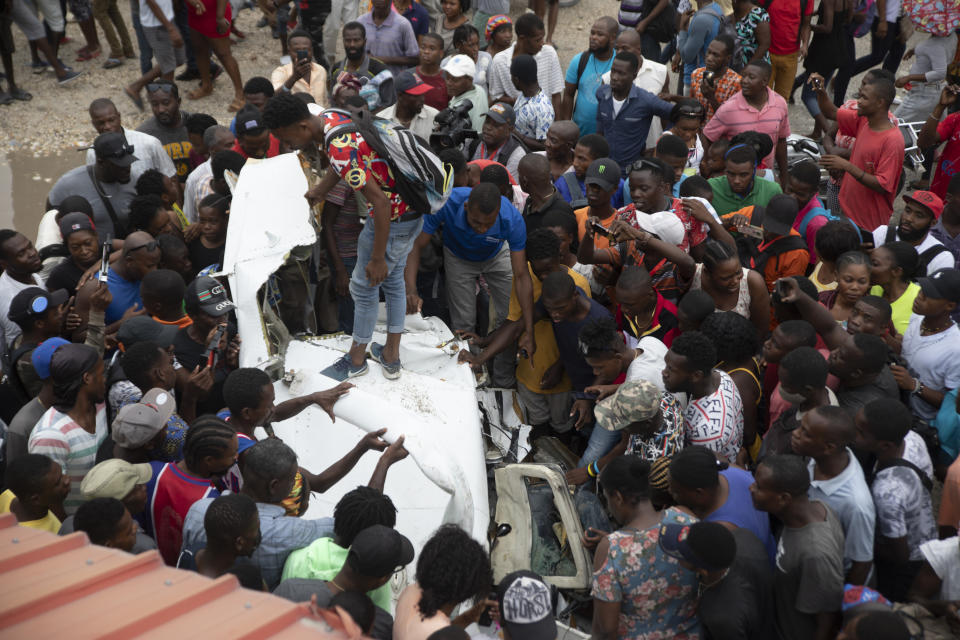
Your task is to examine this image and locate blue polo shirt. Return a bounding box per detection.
[596,84,674,175]
[401,1,430,37]
[423,186,526,262]
[105,266,142,325]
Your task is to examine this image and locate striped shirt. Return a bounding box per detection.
[488,44,564,101]
[28,406,108,515]
[702,88,790,169]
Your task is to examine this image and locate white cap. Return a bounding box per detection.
[635,210,685,247]
[442,54,477,78]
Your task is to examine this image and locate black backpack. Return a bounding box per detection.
[734,205,809,272]
[883,223,950,276]
[641,0,679,43]
[871,457,934,492]
[0,340,39,408]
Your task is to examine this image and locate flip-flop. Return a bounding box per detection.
[10,88,32,101]
[124,86,144,111]
[103,58,123,69]
[76,48,100,61]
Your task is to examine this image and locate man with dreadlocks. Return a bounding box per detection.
[280,486,402,611]
[28,344,108,516]
[140,416,239,566]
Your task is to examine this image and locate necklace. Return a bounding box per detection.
[698,569,730,595]
[920,318,954,336]
[329,579,346,592]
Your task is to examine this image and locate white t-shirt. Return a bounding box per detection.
[0,271,45,348]
[612,96,626,117]
[85,127,177,181]
[902,317,960,421]
[140,0,175,28]
[871,226,954,276]
[920,537,960,600]
[624,336,668,391]
[683,369,744,462]
[487,44,564,101]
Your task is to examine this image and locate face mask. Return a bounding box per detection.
[778,386,807,406]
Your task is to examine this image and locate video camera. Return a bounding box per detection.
[430,100,478,151]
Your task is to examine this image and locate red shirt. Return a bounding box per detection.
[836,108,905,231]
[615,290,680,348]
[323,111,409,220]
[931,112,960,199]
[616,198,707,253]
[417,69,450,111]
[143,461,219,565]
[231,135,281,159]
[766,0,815,55]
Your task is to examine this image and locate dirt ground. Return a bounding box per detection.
[0,0,931,151]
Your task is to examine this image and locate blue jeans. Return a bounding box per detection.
[575,487,613,533]
[129,0,153,75]
[350,216,424,344]
[578,425,622,468]
[336,255,357,334]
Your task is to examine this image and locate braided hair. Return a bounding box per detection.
[333,486,398,547]
[182,416,237,473]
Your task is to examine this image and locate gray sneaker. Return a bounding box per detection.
[321,354,368,381]
[57,69,83,85]
[370,342,401,380]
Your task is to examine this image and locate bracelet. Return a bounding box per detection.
[586,461,598,478]
[913,378,922,394]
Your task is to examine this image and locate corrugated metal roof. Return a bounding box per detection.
[0,513,355,639]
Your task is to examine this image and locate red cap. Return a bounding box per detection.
[903,190,944,219]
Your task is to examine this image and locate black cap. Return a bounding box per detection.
[49,343,100,384]
[58,212,96,239]
[658,521,737,571]
[918,268,960,303]
[185,276,235,317]
[346,525,415,577]
[117,316,179,350]
[585,157,621,192]
[8,287,68,324]
[496,570,557,640]
[94,131,137,167]
[761,194,799,237]
[235,107,266,136]
[484,102,516,126]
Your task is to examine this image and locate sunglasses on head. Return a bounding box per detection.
[630,157,661,173]
[146,83,175,94]
[101,143,135,159]
[128,240,159,254]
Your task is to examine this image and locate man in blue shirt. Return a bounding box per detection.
[560,17,618,136]
[596,51,674,177]
[555,133,626,209]
[404,182,535,384]
[74,231,161,328]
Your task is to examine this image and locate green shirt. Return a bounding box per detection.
[281,536,393,611]
[708,175,783,216]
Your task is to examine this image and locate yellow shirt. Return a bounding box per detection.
[870,282,920,335]
[508,265,591,394]
[0,489,61,534]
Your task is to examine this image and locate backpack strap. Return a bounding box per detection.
[917,245,949,276]
[797,206,825,238]
[874,458,934,492]
[562,171,587,208]
[86,164,126,238]
[4,341,39,400]
[575,51,591,87]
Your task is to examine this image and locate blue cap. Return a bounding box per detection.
[31,338,70,380]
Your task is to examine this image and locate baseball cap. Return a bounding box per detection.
[94,131,137,167]
[236,107,266,136]
[635,211,685,246]
[442,54,476,78]
[112,388,176,449]
[58,212,96,240]
[49,343,100,384]
[584,157,621,193]
[658,521,736,571]
[8,287,68,324]
[594,380,663,431]
[484,102,515,126]
[903,190,944,219]
[81,459,153,501]
[346,525,415,577]
[185,275,235,317]
[395,70,432,95]
[918,268,960,303]
[117,316,179,350]
[31,337,70,380]
[760,194,798,237]
[496,570,556,640]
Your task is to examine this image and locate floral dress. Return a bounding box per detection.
[592,507,701,639]
[734,7,771,71]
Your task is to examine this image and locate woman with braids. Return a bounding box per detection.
[591,455,700,640]
[689,239,770,336]
[141,415,238,565]
[28,344,108,516]
[868,241,921,335]
[817,251,871,325]
[700,311,764,464]
[394,524,493,638]
[809,219,862,292]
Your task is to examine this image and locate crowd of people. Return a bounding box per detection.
[2,0,960,638]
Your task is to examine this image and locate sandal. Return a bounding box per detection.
[10,88,32,101]
[124,86,144,111]
[76,48,100,61]
[103,57,123,69]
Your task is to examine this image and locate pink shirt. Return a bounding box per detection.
[794,196,828,264]
[836,108,904,231]
[702,88,790,169]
